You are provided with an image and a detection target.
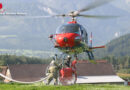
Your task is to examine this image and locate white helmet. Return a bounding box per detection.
[67,55,71,59]
[50,60,56,66]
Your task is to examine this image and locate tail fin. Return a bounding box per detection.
[90,32,93,47]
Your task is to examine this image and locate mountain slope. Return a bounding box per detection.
[94,33,130,58]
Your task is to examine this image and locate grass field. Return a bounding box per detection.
[0,83,130,90]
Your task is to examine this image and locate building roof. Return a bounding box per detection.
[5,60,119,83]
[76,75,125,84]
[76,61,116,76]
[8,64,48,82]
[0,66,8,75]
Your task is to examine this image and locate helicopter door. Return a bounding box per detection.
[80,26,88,44]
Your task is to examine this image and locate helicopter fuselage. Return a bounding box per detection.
[49,21,89,54]
[55,33,80,48]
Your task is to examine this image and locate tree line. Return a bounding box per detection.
[103,55,130,74]
[0,54,52,66]
[0,54,130,74]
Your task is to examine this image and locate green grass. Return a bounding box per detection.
[0,83,130,90]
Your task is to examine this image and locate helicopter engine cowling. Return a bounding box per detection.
[55,33,81,48]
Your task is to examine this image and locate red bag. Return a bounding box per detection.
[60,68,74,78]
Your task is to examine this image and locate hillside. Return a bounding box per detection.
[94,33,130,58]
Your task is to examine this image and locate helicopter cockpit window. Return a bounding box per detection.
[79,25,88,44]
[80,25,86,35]
[56,24,81,34]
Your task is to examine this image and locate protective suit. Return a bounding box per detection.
[46,60,61,85]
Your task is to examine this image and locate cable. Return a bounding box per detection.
[0,73,47,84]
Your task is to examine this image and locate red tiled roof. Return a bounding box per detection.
[78,60,108,63]
[8,64,48,82]
[76,61,116,76]
[6,60,116,82]
[0,66,8,75]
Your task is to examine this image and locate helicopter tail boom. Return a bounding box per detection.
[90,45,106,49]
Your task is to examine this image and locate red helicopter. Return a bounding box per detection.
[48,0,117,61]
[0,3,2,9]
[0,2,26,16]
[46,0,118,85]
[0,3,4,13]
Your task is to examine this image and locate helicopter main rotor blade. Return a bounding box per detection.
[0,12,27,16]
[78,14,119,19]
[26,15,53,19]
[77,0,114,14]
[25,14,68,19]
[21,15,57,19]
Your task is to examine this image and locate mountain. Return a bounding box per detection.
[0,0,130,51]
[94,33,130,58]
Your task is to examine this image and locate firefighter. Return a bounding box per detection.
[64,55,71,67]
[71,57,77,84]
[46,58,61,85]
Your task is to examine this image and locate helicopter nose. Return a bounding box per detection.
[55,33,80,47]
[57,36,67,43]
[56,36,69,47]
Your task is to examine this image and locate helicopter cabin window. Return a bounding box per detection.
[80,25,88,44]
[56,24,81,34]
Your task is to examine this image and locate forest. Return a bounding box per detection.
[103,55,130,74]
[0,54,51,66]
[0,54,130,74]
[94,33,130,57]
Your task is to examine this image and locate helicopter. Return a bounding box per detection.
[0,2,4,13]
[0,2,26,16]
[46,0,117,61]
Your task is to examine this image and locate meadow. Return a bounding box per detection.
[0,83,130,90]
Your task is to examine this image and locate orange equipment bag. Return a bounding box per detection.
[60,68,74,78]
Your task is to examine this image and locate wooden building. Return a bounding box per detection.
[0,60,125,84]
